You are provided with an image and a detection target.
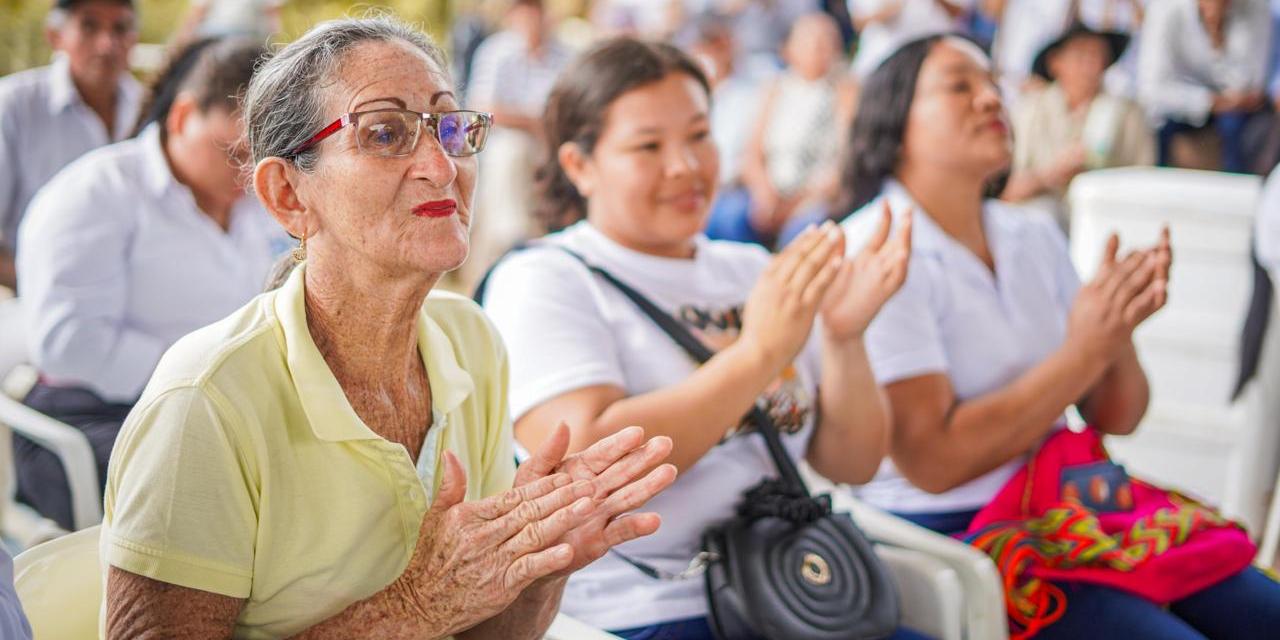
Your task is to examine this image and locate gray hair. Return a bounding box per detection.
[244,14,449,172]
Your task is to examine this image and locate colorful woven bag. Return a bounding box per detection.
[962,429,1256,639]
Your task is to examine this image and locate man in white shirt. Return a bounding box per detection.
[1138,0,1272,173]
[849,0,973,78]
[460,0,573,289]
[0,0,141,291]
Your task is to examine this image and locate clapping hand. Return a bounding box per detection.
[1067,227,1172,363]
[514,423,677,575]
[821,202,913,342]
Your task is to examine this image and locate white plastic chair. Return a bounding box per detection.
[801,465,1008,640]
[1067,168,1275,536]
[12,525,620,639]
[0,298,101,540]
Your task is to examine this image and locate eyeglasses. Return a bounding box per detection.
[286,108,493,159]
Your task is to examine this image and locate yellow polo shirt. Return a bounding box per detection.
[99,265,516,638]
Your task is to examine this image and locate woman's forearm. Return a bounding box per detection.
[1080,341,1149,436]
[590,340,788,471]
[809,336,889,485]
[892,343,1110,493]
[293,580,456,639]
[459,577,566,640]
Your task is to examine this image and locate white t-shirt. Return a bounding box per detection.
[482,221,822,630]
[849,0,974,78]
[843,181,1080,514]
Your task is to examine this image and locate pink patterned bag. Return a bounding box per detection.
[963,429,1256,638]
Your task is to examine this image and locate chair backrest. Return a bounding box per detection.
[12,525,101,639]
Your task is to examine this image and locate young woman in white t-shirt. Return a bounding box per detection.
[836,33,1280,639]
[482,38,928,640]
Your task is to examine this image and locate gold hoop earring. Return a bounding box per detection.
[292,232,307,262]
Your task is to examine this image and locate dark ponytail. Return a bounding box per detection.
[131,36,267,141]
[536,37,710,232]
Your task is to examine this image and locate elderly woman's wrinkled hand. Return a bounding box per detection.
[515,424,677,575]
[389,451,604,635]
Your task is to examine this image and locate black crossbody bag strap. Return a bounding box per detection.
[549,247,811,496]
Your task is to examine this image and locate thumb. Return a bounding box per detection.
[515,422,570,487]
[1100,233,1119,271]
[430,450,468,515]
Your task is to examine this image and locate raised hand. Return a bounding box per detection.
[740,220,846,372]
[1067,228,1172,362]
[821,201,912,342]
[391,452,600,635]
[514,424,677,575]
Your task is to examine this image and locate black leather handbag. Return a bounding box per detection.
[546,250,902,640]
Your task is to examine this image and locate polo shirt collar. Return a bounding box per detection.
[47,54,143,139]
[137,125,175,197]
[273,264,476,443]
[47,55,78,114]
[881,179,1031,273]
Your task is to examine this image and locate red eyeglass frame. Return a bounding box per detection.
[285,109,493,158]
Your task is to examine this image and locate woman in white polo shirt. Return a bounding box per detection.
[838,33,1280,638]
[13,36,288,531]
[482,38,927,639]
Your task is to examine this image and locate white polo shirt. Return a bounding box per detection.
[0,55,142,254]
[843,181,1080,514]
[16,125,290,403]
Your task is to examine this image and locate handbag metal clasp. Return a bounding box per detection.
[801,552,832,586]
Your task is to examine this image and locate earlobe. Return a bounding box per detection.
[254,158,313,239]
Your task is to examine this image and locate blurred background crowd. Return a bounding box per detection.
[4,0,1278,296]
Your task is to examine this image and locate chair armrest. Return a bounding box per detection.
[545,613,622,639]
[842,496,1007,640]
[875,544,964,640]
[0,395,101,529]
[801,464,1007,640]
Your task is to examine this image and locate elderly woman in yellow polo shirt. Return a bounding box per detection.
[98,15,677,640]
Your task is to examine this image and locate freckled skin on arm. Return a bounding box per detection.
[105,568,244,640]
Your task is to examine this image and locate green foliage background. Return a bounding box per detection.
[0,0,454,76]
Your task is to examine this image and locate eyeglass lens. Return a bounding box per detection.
[355,110,488,158]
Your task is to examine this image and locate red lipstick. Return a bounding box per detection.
[413,200,457,218]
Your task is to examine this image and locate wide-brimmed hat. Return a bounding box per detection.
[1031,23,1130,81]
